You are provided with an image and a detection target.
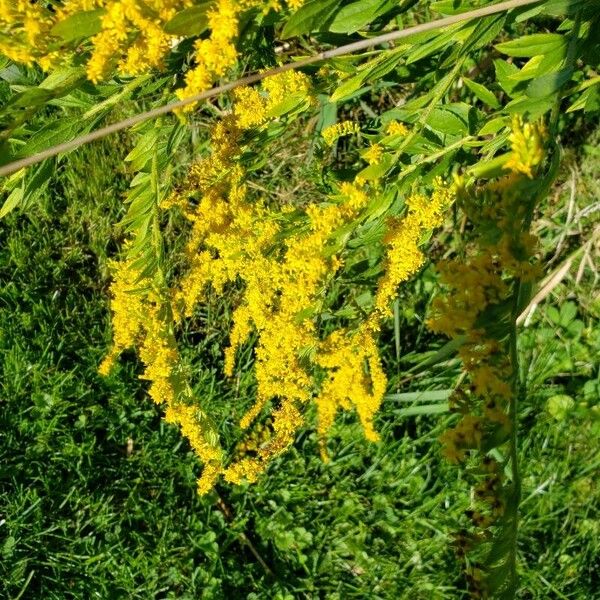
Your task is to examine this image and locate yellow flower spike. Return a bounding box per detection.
[363,143,384,165]
[99,257,223,495]
[322,121,360,146]
[504,116,548,178]
[233,87,268,129]
[372,182,454,322]
[262,70,312,111]
[314,326,387,453]
[386,120,409,136]
[99,258,148,373]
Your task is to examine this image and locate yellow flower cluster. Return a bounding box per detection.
[166,71,322,485]
[438,415,484,463]
[176,0,305,105]
[161,65,455,488]
[430,223,542,458]
[233,70,312,127]
[100,257,223,494]
[427,118,547,590]
[0,0,190,76]
[322,120,360,146]
[1,1,306,92]
[314,325,386,460]
[428,118,546,531]
[371,183,454,323]
[504,115,547,178]
[98,257,147,376]
[85,0,192,82]
[157,68,458,488]
[0,0,57,68]
[363,143,383,165]
[385,120,409,136]
[102,70,453,493]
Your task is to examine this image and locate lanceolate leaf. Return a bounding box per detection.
[0,188,23,219]
[50,9,105,41]
[494,59,521,95]
[406,23,466,64]
[0,159,54,219]
[463,77,501,109]
[407,337,465,374]
[567,83,600,112]
[527,67,573,97]
[495,33,567,57]
[386,389,453,402]
[441,14,507,67]
[281,0,341,38]
[16,119,84,157]
[164,3,210,36]
[328,0,391,34]
[392,403,450,417]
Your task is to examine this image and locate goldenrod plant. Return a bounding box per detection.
[1,1,598,597]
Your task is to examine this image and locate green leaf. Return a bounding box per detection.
[463,77,500,109]
[485,524,515,566]
[542,0,588,17]
[16,120,81,157]
[478,116,508,136]
[426,104,470,137]
[266,93,311,118]
[0,160,54,219]
[584,86,600,113]
[567,84,600,113]
[407,336,465,374]
[386,389,453,403]
[39,67,86,91]
[50,9,105,41]
[357,154,393,180]
[527,67,573,98]
[393,403,450,417]
[462,13,506,54]
[559,301,577,327]
[504,95,555,118]
[331,49,403,102]
[406,24,466,64]
[328,0,386,34]
[164,3,210,36]
[5,88,53,110]
[125,130,159,170]
[281,0,341,38]
[0,188,24,219]
[430,0,472,15]
[330,72,367,102]
[494,59,520,95]
[315,96,337,135]
[442,14,506,67]
[468,153,510,179]
[507,55,546,83]
[495,33,566,58]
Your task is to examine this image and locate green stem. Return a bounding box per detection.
[507,276,522,593]
[150,122,165,288]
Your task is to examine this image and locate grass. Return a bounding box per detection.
[0,126,599,599]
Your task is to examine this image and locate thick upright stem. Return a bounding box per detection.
[507,277,523,591]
